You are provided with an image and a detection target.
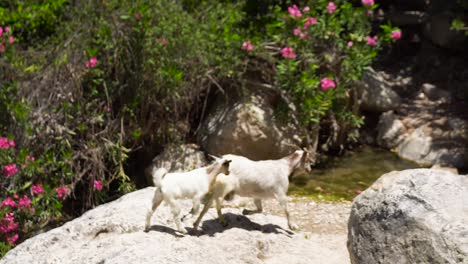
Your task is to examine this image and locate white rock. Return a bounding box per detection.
[348,169,468,264]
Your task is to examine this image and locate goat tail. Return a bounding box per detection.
[151,167,168,188]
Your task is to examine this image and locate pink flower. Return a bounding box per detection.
[366,35,378,46]
[0,137,9,148]
[300,33,307,39]
[18,195,31,209]
[89,57,97,67]
[303,6,310,12]
[161,38,167,46]
[320,77,336,91]
[241,41,253,52]
[106,105,111,112]
[5,26,10,32]
[288,5,302,18]
[85,57,98,68]
[6,233,19,244]
[94,180,103,191]
[0,43,5,53]
[0,27,2,37]
[304,17,317,30]
[2,197,16,208]
[391,30,402,40]
[32,184,43,195]
[365,9,373,15]
[4,213,14,222]
[281,47,297,59]
[3,164,18,177]
[134,13,141,20]
[326,2,337,14]
[293,28,301,36]
[8,36,14,44]
[361,0,374,6]
[55,185,69,199]
[25,155,35,162]
[347,41,354,47]
[9,139,15,147]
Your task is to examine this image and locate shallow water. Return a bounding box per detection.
[289,146,421,201]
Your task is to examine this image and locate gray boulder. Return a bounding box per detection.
[359,68,402,113]
[198,91,301,160]
[145,144,208,184]
[1,188,349,264]
[348,169,468,264]
[376,111,407,149]
[398,126,467,168]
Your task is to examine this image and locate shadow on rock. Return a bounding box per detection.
[195,213,294,237]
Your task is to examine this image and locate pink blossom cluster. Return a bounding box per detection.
[293,28,307,39]
[320,78,336,91]
[326,2,337,14]
[362,0,375,6]
[241,41,254,52]
[0,137,15,149]
[0,212,19,244]
[0,26,15,54]
[288,5,302,18]
[366,35,378,46]
[85,57,98,68]
[281,47,296,59]
[32,184,44,195]
[94,180,103,191]
[391,30,402,40]
[55,185,69,199]
[3,163,18,178]
[304,17,317,30]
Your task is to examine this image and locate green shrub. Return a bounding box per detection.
[247,0,400,149]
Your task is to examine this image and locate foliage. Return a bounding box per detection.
[0,0,69,42]
[248,0,399,150]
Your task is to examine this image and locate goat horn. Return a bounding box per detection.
[208,154,222,161]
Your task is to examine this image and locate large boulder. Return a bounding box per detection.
[376,111,407,149]
[347,169,468,264]
[1,188,349,264]
[358,68,402,113]
[397,125,467,168]
[145,144,208,184]
[198,91,302,160]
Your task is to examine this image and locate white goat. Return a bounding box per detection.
[145,158,231,233]
[194,150,309,231]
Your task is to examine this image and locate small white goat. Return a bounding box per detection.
[194,150,309,231]
[145,158,231,233]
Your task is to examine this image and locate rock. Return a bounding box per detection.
[1,188,350,264]
[431,164,459,174]
[421,83,452,102]
[348,169,468,264]
[359,68,402,113]
[198,91,302,160]
[387,10,428,26]
[425,13,466,50]
[376,111,407,149]
[397,126,467,168]
[145,144,208,184]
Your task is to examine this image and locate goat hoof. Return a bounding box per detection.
[289,223,299,231]
[242,209,249,215]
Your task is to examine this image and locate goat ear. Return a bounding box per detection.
[223,160,232,165]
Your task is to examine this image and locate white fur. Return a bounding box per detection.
[195,150,307,231]
[145,159,230,233]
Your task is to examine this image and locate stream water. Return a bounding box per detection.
[289,146,421,201]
